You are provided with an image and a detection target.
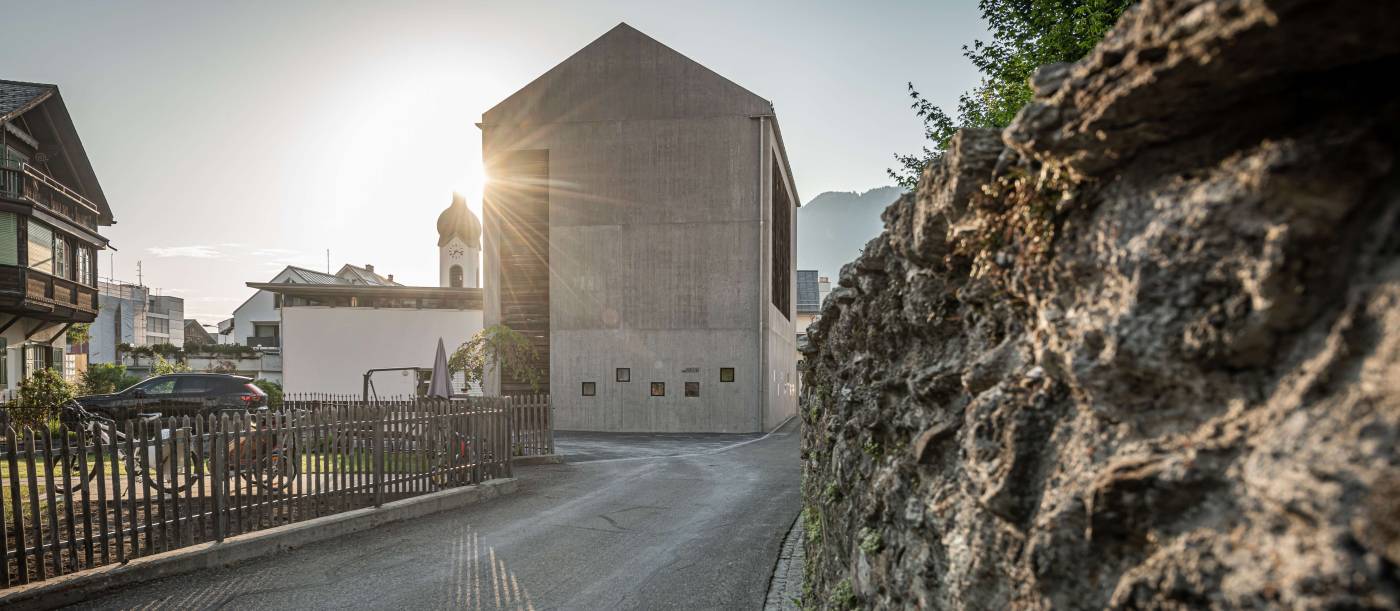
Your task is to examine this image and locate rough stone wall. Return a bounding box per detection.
[799,0,1400,608]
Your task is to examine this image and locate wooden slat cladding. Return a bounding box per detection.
[488,150,551,394]
[771,159,792,319]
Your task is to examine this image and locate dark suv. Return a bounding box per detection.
[75,373,268,421]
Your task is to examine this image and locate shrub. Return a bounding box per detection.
[151,355,191,375]
[80,362,142,395]
[11,368,75,430]
[254,379,283,409]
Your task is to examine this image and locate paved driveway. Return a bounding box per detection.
[68,419,800,610]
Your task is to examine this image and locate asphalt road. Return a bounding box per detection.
[68,419,801,610]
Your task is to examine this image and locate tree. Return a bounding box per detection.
[80,362,142,395]
[890,0,1134,189]
[11,368,75,430]
[152,355,191,375]
[254,379,283,409]
[449,325,544,394]
[66,323,91,345]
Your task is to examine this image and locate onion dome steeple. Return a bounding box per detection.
[437,192,482,249]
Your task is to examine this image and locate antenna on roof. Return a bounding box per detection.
[136,260,143,286]
[326,249,330,273]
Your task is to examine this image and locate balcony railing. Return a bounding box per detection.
[247,336,281,348]
[0,158,101,231]
[0,264,99,320]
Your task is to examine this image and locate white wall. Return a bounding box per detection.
[439,237,481,288]
[232,268,296,345]
[280,307,483,396]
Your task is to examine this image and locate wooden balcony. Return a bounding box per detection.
[0,264,99,322]
[0,159,101,232]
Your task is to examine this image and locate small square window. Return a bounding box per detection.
[582,382,596,396]
[616,368,631,382]
[720,368,735,383]
[684,382,699,397]
[650,382,665,397]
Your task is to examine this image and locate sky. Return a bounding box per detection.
[0,0,986,324]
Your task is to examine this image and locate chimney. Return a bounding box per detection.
[387,274,394,283]
[365,264,374,272]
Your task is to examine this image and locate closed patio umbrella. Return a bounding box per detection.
[428,337,452,398]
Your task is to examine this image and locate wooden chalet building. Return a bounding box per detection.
[0,80,113,392]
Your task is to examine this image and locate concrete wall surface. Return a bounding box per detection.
[281,306,483,396]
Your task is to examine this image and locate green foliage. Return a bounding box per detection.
[802,505,823,545]
[254,379,283,409]
[149,343,182,359]
[858,526,884,555]
[862,439,882,458]
[449,324,544,393]
[151,355,191,375]
[185,342,258,359]
[80,363,142,395]
[66,323,91,345]
[822,482,840,503]
[890,0,1135,189]
[830,579,856,609]
[11,369,75,430]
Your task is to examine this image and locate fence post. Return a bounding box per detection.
[505,396,514,478]
[373,405,385,508]
[212,414,227,543]
[546,395,555,455]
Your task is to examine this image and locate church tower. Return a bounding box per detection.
[437,192,482,288]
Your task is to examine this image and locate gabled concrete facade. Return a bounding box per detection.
[481,23,799,433]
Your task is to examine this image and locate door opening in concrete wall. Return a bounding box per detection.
[720,367,735,382]
[650,382,665,397]
[685,382,699,397]
[582,381,596,396]
[616,368,630,382]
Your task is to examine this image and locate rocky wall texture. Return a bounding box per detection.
[799,0,1400,608]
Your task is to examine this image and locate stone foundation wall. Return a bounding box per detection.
[799,0,1400,607]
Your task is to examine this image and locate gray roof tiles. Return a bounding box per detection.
[0,80,52,121]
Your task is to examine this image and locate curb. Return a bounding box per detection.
[512,454,563,465]
[0,478,519,610]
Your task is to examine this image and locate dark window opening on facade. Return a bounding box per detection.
[771,158,792,319]
[449,264,464,288]
[650,382,665,397]
[720,368,735,383]
[582,382,596,396]
[616,368,630,382]
[685,382,699,397]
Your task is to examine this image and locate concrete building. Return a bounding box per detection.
[480,23,799,433]
[795,270,831,342]
[0,80,114,397]
[252,195,484,397]
[89,281,185,364]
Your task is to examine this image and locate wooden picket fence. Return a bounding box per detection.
[0,396,534,589]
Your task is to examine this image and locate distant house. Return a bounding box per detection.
[89,281,185,364]
[480,24,799,433]
[184,318,215,345]
[250,194,484,396]
[228,263,400,348]
[0,79,114,394]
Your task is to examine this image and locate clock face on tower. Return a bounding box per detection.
[448,246,464,258]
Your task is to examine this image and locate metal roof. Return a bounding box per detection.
[283,266,345,285]
[336,264,402,286]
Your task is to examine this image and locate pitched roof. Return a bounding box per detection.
[0,79,113,225]
[283,265,345,285]
[336,264,402,286]
[0,80,53,121]
[483,23,773,126]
